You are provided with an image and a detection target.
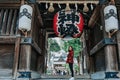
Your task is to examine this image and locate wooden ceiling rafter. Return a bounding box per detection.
[37,1,99,29]
[88,5,101,28]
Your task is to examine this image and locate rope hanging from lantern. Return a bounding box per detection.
[37,1,99,12]
[65,3,70,11]
[75,3,78,10]
[58,3,61,9]
[83,3,89,12]
[90,3,94,10]
[48,3,54,12]
[21,30,28,37]
[45,3,48,9]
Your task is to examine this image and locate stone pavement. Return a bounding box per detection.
[33,74,91,80]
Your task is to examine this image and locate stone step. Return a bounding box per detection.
[33,75,91,80]
[34,78,91,80]
[38,79,91,80]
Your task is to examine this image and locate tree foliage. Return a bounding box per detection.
[63,38,82,57]
[48,38,82,57]
[48,38,60,52]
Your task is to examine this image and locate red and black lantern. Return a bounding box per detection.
[53,9,84,38]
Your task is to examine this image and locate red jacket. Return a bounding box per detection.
[66,50,74,63]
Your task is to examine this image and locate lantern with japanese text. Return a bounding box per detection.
[18,4,33,32]
[104,5,118,33]
[53,10,84,38]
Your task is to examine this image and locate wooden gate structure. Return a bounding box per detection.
[0,0,120,80]
[0,0,45,80]
[88,0,120,79]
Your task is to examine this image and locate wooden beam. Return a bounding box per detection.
[35,4,43,27]
[13,36,21,79]
[88,5,101,28]
[1,9,8,34]
[0,0,20,3]
[0,9,4,33]
[115,0,120,5]
[6,9,13,35]
[11,9,17,35]
[37,0,99,4]
[0,36,42,57]
[116,31,120,68]
[20,37,42,55]
[0,36,16,44]
[0,3,20,8]
[90,38,116,55]
[31,40,42,55]
[30,4,35,37]
[116,4,120,67]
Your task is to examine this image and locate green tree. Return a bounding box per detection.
[63,38,82,57]
[48,38,60,52]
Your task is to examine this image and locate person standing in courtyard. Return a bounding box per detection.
[66,46,74,80]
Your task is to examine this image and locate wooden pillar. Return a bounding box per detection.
[116,2,120,70]
[17,44,31,80]
[19,45,31,70]
[104,45,118,71]
[101,5,118,72]
[17,1,34,79]
[117,31,120,69]
[81,31,89,74]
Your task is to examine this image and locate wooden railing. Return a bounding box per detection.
[0,8,19,36]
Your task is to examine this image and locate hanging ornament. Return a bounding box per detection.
[45,3,48,9]
[83,3,89,12]
[75,3,78,10]
[104,5,118,33]
[65,3,70,11]
[48,3,54,12]
[90,3,94,10]
[58,3,61,9]
[53,10,84,38]
[19,4,33,32]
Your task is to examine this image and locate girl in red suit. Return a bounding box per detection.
[66,46,74,80]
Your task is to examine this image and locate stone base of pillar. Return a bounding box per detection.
[16,70,41,80]
[104,78,120,80]
[91,71,120,79]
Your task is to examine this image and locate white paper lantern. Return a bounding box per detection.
[19,4,33,31]
[104,5,118,32]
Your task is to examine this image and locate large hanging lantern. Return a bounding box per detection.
[104,5,118,33]
[18,4,33,32]
[53,9,84,38]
